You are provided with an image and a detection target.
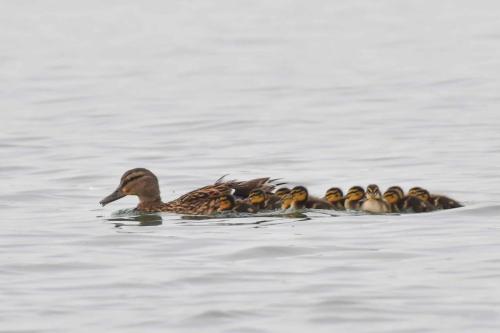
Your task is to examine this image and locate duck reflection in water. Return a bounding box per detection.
[105,213,163,227]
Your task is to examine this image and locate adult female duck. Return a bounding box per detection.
[99,168,274,214]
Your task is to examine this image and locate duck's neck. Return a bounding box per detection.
[137,196,163,212]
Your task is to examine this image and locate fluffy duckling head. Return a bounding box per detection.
[387,186,404,199]
[383,189,401,205]
[291,186,309,204]
[217,194,235,212]
[346,186,365,201]
[100,168,161,206]
[408,187,423,197]
[325,187,344,204]
[281,193,293,209]
[249,189,267,206]
[365,184,382,200]
[275,187,291,199]
[415,189,431,203]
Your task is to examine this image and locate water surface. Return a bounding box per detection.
[1,1,500,332]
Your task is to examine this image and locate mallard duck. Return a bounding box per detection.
[290,186,333,210]
[383,188,403,213]
[344,186,365,210]
[361,184,390,213]
[324,187,345,210]
[100,168,275,215]
[217,194,257,213]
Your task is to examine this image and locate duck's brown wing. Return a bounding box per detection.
[164,183,234,215]
[167,177,281,215]
[173,182,236,204]
[232,177,285,198]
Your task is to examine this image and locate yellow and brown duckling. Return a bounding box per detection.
[290,186,333,210]
[383,188,403,213]
[247,188,282,211]
[387,186,404,200]
[383,186,405,213]
[265,188,287,210]
[413,188,435,207]
[408,186,423,197]
[275,187,291,199]
[411,186,462,210]
[399,188,432,213]
[100,168,275,215]
[324,187,345,210]
[217,194,257,213]
[402,195,433,213]
[281,193,294,210]
[344,186,365,210]
[361,184,390,214]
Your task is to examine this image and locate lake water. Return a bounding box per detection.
[2,1,500,332]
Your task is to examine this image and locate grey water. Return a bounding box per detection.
[1,1,500,332]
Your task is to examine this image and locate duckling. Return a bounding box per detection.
[402,195,433,213]
[387,186,404,200]
[217,194,257,214]
[413,189,438,211]
[100,168,275,215]
[383,189,403,213]
[408,186,423,197]
[344,186,365,210]
[258,187,288,210]
[248,188,281,211]
[411,187,462,210]
[324,187,345,210]
[361,184,390,214]
[281,193,293,210]
[217,194,235,212]
[432,194,463,209]
[290,186,333,210]
[274,187,291,199]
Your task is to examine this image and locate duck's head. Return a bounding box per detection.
[387,186,404,199]
[346,186,365,201]
[325,187,343,204]
[383,189,401,205]
[291,186,308,203]
[275,187,291,199]
[415,189,431,202]
[365,184,382,200]
[100,168,161,207]
[281,193,293,209]
[408,187,423,197]
[217,194,235,212]
[249,189,266,206]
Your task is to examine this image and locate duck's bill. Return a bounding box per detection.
[100,189,126,206]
